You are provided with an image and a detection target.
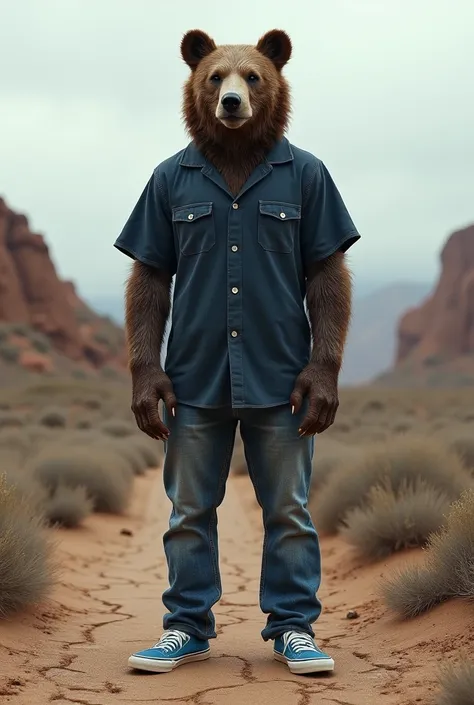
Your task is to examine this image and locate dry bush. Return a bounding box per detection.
[381,489,474,618]
[0,475,56,617]
[0,411,25,429]
[341,479,450,560]
[128,435,161,469]
[312,442,359,490]
[313,436,471,535]
[38,406,68,428]
[100,419,134,438]
[443,432,474,471]
[0,428,32,470]
[44,485,93,528]
[30,448,132,514]
[435,660,474,705]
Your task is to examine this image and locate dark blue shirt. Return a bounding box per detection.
[114,137,360,408]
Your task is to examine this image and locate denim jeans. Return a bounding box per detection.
[161,403,322,642]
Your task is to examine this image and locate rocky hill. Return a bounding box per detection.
[0,197,126,379]
[340,281,431,385]
[376,223,474,387]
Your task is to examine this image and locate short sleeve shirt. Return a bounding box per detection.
[114,138,360,408]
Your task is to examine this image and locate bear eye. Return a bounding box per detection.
[248,73,259,83]
[210,74,221,83]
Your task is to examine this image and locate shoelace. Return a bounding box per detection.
[283,631,317,654]
[153,629,189,653]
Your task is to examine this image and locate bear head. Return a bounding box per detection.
[181,29,292,148]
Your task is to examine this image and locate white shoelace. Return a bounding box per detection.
[283,631,317,654]
[153,629,189,653]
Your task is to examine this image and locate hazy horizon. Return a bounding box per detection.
[2,0,473,300]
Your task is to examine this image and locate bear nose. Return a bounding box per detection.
[221,92,241,113]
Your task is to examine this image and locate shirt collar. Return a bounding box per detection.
[179,136,294,168]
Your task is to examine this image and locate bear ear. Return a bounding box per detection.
[181,30,217,70]
[256,29,292,70]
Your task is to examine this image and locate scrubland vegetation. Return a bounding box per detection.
[0,378,162,617]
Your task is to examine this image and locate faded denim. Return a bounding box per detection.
[161,402,322,642]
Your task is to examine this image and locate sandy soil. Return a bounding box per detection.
[1,468,473,705]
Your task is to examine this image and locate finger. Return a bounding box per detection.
[290,387,304,415]
[326,402,339,430]
[314,403,332,434]
[138,401,164,441]
[298,398,322,436]
[147,402,170,440]
[163,391,178,418]
[132,404,150,437]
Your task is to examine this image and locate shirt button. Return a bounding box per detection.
[231,245,238,252]
[280,212,286,219]
[231,287,239,294]
[187,213,194,220]
[232,203,239,210]
[231,330,238,338]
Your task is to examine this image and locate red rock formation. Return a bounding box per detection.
[396,224,474,365]
[0,197,125,370]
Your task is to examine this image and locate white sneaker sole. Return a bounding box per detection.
[274,651,335,674]
[128,648,211,673]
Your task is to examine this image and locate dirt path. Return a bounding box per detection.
[1,469,473,704]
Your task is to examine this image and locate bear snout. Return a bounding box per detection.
[221,93,241,113]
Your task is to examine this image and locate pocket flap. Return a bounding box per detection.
[259,201,301,221]
[172,202,213,223]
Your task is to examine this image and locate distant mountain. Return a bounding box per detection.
[340,281,432,386]
[87,280,432,386]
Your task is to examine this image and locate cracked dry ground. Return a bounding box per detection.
[2,469,474,705]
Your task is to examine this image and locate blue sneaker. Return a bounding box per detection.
[128,629,210,673]
[274,631,334,674]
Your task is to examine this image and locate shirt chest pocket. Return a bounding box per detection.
[258,201,301,254]
[172,202,216,256]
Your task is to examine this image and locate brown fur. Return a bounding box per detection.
[181,29,292,195]
[305,252,353,373]
[125,261,172,371]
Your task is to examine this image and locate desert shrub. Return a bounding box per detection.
[38,406,67,428]
[313,436,472,535]
[128,435,161,469]
[44,485,93,528]
[0,474,56,616]
[30,448,132,514]
[435,660,474,705]
[341,479,450,560]
[101,366,119,379]
[2,470,48,514]
[0,411,24,428]
[100,419,135,438]
[76,417,92,429]
[443,432,474,471]
[381,489,474,618]
[362,399,385,413]
[0,428,32,471]
[311,443,359,490]
[0,343,20,363]
[72,369,87,380]
[31,335,51,353]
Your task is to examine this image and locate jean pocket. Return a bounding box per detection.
[173,202,215,255]
[258,201,301,253]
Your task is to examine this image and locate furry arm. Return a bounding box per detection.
[125,261,176,440]
[290,251,352,434]
[305,251,352,372]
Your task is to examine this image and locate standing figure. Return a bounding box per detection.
[115,28,360,676]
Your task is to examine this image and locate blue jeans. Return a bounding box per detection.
[161,403,322,641]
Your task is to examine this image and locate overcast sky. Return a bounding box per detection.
[1,0,473,299]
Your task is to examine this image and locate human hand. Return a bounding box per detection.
[290,363,339,436]
[131,366,177,441]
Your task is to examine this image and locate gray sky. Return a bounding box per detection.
[1,0,473,298]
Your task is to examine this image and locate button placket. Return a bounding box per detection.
[227,198,244,404]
